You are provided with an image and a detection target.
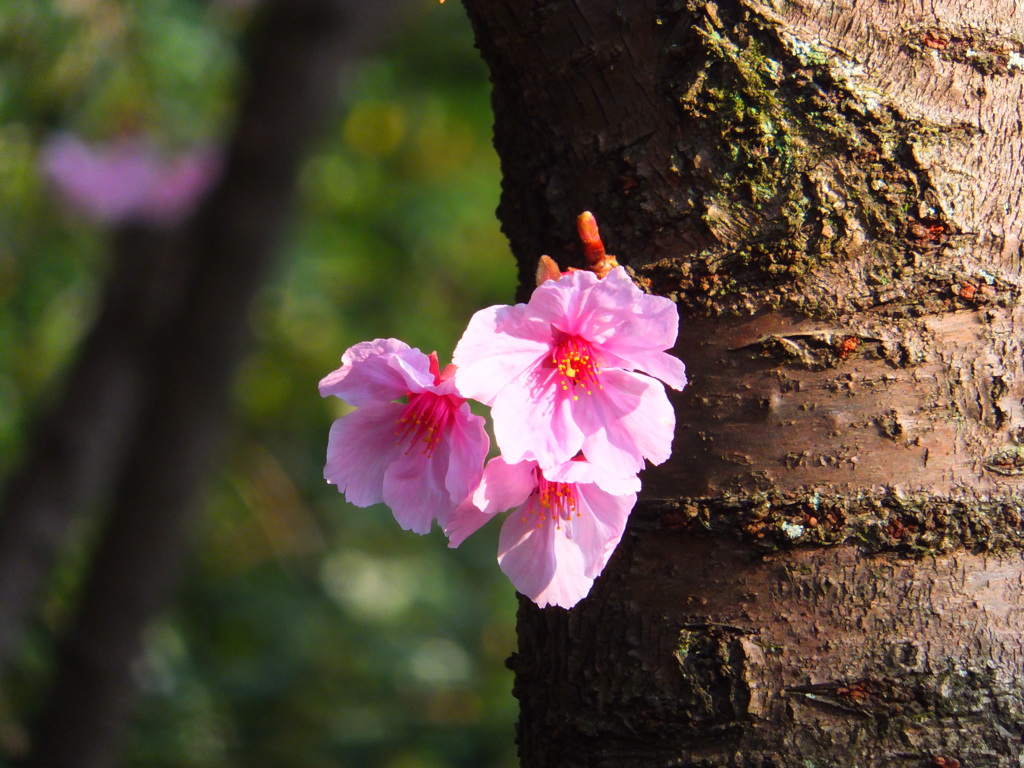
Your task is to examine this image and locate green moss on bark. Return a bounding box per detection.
[643,490,1024,556]
[646,2,950,318]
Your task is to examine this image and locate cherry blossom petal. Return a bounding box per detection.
[490,363,584,469]
[444,500,496,549]
[383,434,454,534]
[500,477,634,607]
[324,401,405,507]
[498,506,592,609]
[439,406,490,525]
[570,484,636,579]
[563,267,644,341]
[319,339,434,405]
[595,289,686,388]
[605,374,677,467]
[600,347,687,391]
[600,280,681,349]
[445,457,536,547]
[544,459,641,495]
[572,369,676,473]
[453,305,551,404]
[523,269,597,334]
[475,458,537,512]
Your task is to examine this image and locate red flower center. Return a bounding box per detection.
[394,391,456,456]
[551,334,602,399]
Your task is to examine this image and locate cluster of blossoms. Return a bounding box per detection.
[320,214,686,609]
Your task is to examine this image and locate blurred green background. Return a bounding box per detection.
[0,1,519,766]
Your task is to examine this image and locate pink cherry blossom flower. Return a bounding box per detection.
[452,266,686,474]
[319,339,489,534]
[40,133,221,226]
[445,456,639,609]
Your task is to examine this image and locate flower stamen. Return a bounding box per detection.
[551,334,603,400]
[395,391,455,456]
[521,469,580,530]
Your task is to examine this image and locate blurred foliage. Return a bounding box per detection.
[0,1,519,766]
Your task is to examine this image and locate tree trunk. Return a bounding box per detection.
[463,0,1024,765]
[0,224,191,672]
[19,1,410,765]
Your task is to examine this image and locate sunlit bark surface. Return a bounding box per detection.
[464,0,1024,764]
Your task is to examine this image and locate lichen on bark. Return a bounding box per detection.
[638,0,969,320]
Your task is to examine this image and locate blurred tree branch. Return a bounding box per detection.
[0,225,192,669]
[0,0,412,764]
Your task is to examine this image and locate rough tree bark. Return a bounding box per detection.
[463,0,1024,765]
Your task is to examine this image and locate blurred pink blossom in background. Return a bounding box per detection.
[40,133,223,226]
